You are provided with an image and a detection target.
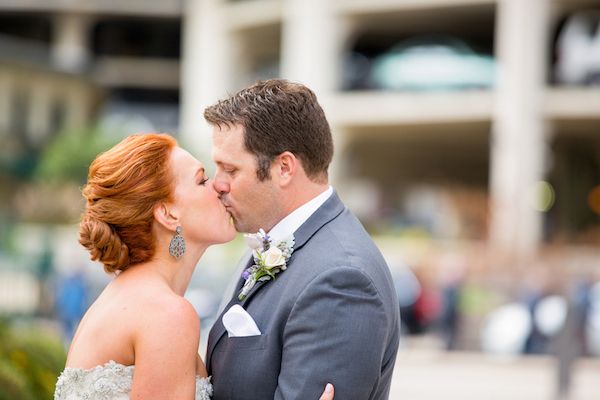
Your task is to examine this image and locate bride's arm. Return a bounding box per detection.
[130,297,200,399]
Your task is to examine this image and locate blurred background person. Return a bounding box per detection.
[54,269,88,343]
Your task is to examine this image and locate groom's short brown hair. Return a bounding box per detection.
[204,79,334,182]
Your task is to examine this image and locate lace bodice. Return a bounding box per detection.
[54,360,213,400]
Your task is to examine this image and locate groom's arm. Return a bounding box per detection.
[275,266,390,400]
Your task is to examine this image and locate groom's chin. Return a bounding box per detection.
[232,219,246,234]
[229,214,261,234]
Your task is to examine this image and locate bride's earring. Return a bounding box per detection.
[169,226,186,259]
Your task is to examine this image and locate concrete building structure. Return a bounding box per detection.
[0,0,183,138]
[0,35,100,148]
[180,0,600,263]
[1,0,599,262]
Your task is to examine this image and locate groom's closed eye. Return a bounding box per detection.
[221,165,237,176]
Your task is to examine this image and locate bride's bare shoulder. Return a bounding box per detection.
[141,292,199,328]
[121,282,200,342]
[129,290,201,373]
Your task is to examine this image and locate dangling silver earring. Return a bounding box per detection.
[169,226,186,259]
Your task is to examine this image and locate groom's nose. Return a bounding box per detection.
[212,173,230,195]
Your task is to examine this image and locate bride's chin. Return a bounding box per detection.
[216,219,238,244]
[212,233,236,246]
[225,224,237,241]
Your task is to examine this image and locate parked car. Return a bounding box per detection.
[371,36,495,91]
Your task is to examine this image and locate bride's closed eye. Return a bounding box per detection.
[194,166,208,186]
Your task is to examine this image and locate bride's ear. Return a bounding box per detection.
[153,202,180,232]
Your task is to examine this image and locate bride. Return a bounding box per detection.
[54,133,334,399]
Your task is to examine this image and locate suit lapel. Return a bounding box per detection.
[291,191,345,252]
[239,192,345,306]
[206,256,253,369]
[206,192,345,369]
[206,293,238,370]
[215,250,252,316]
[238,277,269,306]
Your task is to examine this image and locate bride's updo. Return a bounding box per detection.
[79,133,177,273]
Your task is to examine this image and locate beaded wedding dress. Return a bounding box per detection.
[54,360,212,400]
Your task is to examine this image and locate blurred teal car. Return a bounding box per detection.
[372,37,496,91]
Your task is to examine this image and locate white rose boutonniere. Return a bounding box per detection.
[244,232,264,250]
[239,229,295,301]
[263,246,285,269]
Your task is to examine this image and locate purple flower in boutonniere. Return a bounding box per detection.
[238,229,295,301]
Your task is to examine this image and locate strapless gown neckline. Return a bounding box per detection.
[54,360,212,399]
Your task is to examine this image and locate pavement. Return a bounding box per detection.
[389,347,600,400]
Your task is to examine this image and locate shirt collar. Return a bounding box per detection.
[267,186,333,241]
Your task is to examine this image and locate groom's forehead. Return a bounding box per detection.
[212,124,246,147]
[212,142,256,168]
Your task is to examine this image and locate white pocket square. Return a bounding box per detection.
[222,304,261,337]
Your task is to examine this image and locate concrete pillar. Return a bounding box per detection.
[180,0,232,159]
[52,13,92,72]
[489,0,551,258]
[281,0,350,193]
[27,77,52,146]
[64,82,92,128]
[280,0,340,97]
[329,124,350,188]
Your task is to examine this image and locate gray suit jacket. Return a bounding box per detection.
[206,193,400,399]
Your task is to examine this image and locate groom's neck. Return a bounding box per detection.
[279,180,329,218]
[252,174,329,234]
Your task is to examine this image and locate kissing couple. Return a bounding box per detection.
[54,79,400,399]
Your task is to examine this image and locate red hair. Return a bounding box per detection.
[79,133,177,273]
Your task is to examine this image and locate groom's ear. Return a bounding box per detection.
[273,151,297,187]
[153,202,180,231]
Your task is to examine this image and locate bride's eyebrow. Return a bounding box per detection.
[195,167,206,178]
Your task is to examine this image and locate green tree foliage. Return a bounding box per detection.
[0,321,66,400]
[35,126,119,185]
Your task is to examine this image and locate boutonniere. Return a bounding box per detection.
[238,229,295,301]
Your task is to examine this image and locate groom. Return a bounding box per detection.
[205,79,400,399]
